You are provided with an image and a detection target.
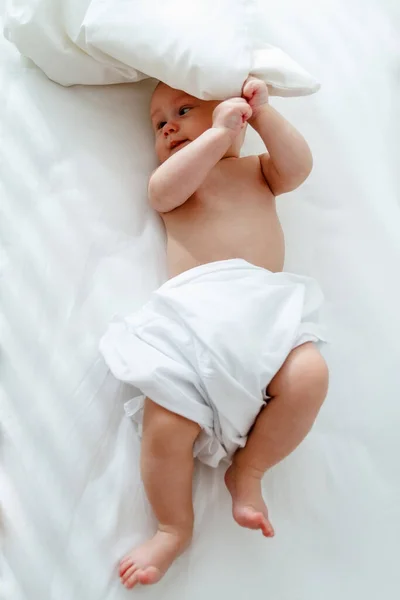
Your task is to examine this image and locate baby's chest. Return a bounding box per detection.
[198,159,266,201]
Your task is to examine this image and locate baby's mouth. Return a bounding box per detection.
[169,139,188,150]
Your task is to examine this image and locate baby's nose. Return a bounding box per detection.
[163,121,179,136]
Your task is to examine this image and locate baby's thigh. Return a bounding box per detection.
[142,398,201,450]
[267,342,329,402]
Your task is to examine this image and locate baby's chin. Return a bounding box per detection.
[158,140,191,162]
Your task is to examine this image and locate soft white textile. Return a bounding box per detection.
[1,1,400,599]
[100,259,325,467]
[3,0,320,97]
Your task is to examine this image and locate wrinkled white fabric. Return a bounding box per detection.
[100,260,325,466]
[3,0,320,97]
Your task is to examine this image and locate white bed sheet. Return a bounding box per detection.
[1,2,400,599]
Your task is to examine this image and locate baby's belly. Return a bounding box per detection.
[163,204,285,278]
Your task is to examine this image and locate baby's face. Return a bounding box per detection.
[150,83,219,163]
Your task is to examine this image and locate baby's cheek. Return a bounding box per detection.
[155,139,164,156]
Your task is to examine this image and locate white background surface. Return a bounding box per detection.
[1,1,400,599]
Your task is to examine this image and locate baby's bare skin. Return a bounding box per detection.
[148,80,312,278]
[118,79,327,590]
[163,154,285,277]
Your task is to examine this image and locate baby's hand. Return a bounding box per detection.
[242,76,269,119]
[212,98,252,138]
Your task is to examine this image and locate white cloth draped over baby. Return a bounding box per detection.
[100,259,325,466]
[3,0,320,98]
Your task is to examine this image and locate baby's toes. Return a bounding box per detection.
[121,564,138,586]
[261,519,275,538]
[137,566,162,586]
[123,566,140,589]
[254,512,273,537]
[119,557,134,577]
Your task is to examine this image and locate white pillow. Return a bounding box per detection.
[3,0,320,98]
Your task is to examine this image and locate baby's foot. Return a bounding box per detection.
[225,464,275,537]
[119,528,191,589]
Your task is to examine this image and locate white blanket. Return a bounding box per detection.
[3,0,320,97]
[1,1,400,599]
[100,259,325,466]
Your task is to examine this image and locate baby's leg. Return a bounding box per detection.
[225,342,329,537]
[120,399,200,589]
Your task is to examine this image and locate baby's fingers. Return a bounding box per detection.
[242,103,253,122]
[242,76,259,99]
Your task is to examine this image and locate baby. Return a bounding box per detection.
[100,77,328,589]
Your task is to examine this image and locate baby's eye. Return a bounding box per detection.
[179,106,191,116]
[157,121,167,130]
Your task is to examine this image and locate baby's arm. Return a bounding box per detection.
[149,129,231,213]
[242,77,313,196]
[149,99,252,213]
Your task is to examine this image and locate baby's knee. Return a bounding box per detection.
[307,348,329,380]
[270,343,329,407]
[299,349,329,404]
